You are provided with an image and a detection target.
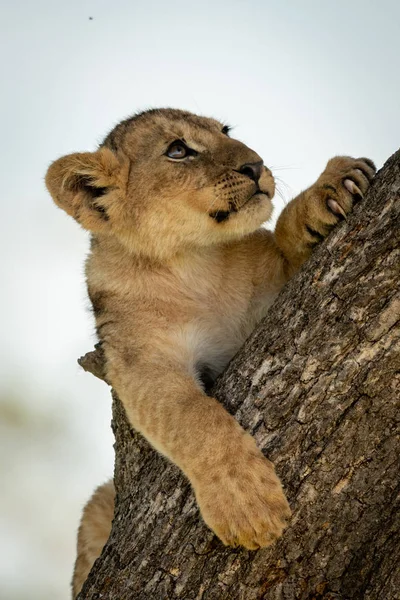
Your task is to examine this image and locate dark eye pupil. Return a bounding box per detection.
[167,142,187,159]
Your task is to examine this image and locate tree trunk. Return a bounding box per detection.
[78,150,400,600]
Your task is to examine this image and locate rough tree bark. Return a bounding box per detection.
[77,150,400,600]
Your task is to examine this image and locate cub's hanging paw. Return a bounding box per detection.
[193,440,291,550]
[304,156,376,245]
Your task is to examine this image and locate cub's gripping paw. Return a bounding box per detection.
[305,156,376,245]
[194,445,291,550]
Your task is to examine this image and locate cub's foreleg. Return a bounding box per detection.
[274,156,376,273]
[107,359,291,550]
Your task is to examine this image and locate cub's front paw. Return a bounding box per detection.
[305,156,376,245]
[193,443,291,550]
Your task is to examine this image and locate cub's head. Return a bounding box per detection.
[46,108,275,259]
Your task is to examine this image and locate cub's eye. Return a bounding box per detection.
[166,141,187,159]
[166,140,198,159]
[221,125,231,136]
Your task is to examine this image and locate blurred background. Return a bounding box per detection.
[1,1,399,598]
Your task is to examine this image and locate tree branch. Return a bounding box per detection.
[78,343,108,384]
[78,150,400,600]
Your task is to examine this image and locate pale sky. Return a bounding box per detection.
[1,1,399,598]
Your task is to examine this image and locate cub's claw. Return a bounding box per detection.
[327,197,347,220]
[305,156,376,245]
[274,155,376,272]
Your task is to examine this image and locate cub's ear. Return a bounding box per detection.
[45,148,122,232]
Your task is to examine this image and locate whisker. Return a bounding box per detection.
[171,185,203,199]
[275,185,286,203]
[269,164,300,172]
[274,176,294,200]
[207,195,222,213]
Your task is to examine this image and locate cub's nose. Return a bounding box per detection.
[238,161,264,183]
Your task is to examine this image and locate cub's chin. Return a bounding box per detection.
[238,191,273,223]
[220,193,274,238]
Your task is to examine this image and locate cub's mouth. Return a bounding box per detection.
[209,188,273,224]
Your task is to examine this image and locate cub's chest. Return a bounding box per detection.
[172,318,247,383]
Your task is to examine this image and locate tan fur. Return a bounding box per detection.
[46,108,375,597]
[72,481,115,598]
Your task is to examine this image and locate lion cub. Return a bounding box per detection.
[46,108,375,595]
